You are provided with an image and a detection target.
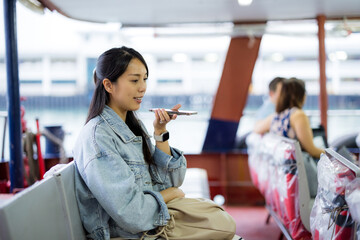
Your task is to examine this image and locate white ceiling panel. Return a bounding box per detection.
[38,0,360,26]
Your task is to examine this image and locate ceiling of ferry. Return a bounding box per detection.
[37,0,360,26]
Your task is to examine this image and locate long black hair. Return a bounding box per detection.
[86,46,153,164]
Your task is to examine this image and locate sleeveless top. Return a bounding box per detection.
[270,107,298,139]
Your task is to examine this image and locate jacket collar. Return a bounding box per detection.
[100,105,139,143]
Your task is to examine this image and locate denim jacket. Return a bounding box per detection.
[73,106,187,239]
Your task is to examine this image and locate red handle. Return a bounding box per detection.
[35,118,45,179]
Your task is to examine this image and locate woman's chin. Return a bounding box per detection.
[130,105,141,112]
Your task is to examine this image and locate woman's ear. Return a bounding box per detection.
[102,78,113,93]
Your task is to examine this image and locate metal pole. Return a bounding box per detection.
[3,0,24,190]
[317,15,328,136]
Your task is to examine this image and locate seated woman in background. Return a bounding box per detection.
[254,77,324,197]
[254,77,324,159]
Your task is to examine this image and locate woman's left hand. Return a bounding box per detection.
[153,104,181,132]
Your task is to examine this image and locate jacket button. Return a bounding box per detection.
[145,181,150,185]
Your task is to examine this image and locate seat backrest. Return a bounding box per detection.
[53,162,86,239]
[0,176,71,239]
[345,178,360,239]
[310,148,360,240]
[274,135,312,234]
[0,162,86,240]
[247,133,313,238]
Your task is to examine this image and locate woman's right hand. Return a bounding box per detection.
[152,104,181,132]
[160,187,185,203]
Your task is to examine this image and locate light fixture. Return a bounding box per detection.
[335,51,348,61]
[271,53,284,62]
[172,53,188,63]
[204,53,218,63]
[238,0,253,6]
[329,51,348,61]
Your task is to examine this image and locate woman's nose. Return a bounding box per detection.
[139,80,146,92]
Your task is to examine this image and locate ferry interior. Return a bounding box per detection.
[1,0,360,239]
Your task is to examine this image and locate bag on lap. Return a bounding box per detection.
[141,197,236,240]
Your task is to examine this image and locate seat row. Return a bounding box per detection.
[247,133,360,240]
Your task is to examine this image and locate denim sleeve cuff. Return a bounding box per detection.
[143,190,170,226]
[170,147,182,159]
[154,147,185,169]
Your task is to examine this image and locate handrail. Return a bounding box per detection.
[293,140,312,232]
[325,148,360,177]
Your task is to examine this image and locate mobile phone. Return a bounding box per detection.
[149,108,198,116]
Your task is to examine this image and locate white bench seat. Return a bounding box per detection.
[0,162,86,240]
[0,162,210,240]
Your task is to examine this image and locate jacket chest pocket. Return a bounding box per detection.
[119,138,152,187]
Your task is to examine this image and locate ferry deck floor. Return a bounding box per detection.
[225,205,282,240]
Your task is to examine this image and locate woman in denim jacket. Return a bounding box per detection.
[73,47,187,239]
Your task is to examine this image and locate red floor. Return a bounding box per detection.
[224,205,282,240]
